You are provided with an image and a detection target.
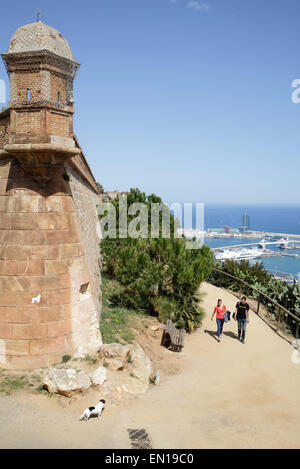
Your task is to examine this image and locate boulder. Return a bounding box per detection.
[43,368,92,397]
[122,344,153,394]
[77,370,92,390]
[130,343,152,385]
[90,366,107,386]
[122,377,148,394]
[99,343,130,371]
[102,381,124,405]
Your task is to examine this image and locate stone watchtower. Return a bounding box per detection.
[0,21,102,368]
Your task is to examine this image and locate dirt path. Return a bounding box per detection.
[1,282,300,449]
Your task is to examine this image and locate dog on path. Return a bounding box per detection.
[79,399,106,421]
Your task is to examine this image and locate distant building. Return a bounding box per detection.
[224,226,232,234]
[239,213,250,232]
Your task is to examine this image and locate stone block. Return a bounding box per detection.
[12,323,47,340]
[29,336,66,355]
[46,289,71,306]
[47,319,72,338]
[0,324,13,339]
[3,245,32,260]
[0,214,11,229]
[43,196,63,213]
[31,245,59,260]
[15,195,43,213]
[45,230,80,244]
[5,339,30,356]
[0,196,15,212]
[17,260,45,276]
[45,259,69,275]
[11,213,34,230]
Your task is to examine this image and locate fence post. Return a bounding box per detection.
[276,307,282,331]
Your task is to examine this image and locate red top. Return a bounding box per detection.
[214,305,226,319]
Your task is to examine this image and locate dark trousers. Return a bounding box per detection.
[237,318,247,340]
[216,318,224,338]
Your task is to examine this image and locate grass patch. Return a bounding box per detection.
[81,355,98,365]
[61,354,72,364]
[36,384,45,394]
[0,376,30,395]
[100,274,146,344]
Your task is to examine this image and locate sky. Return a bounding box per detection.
[0,0,300,205]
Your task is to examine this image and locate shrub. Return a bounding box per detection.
[100,188,214,332]
[61,354,71,364]
[209,260,300,336]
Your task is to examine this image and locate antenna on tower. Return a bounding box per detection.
[37,10,41,22]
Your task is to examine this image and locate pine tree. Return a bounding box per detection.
[100,188,213,332]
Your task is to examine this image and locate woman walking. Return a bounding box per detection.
[211,299,227,342]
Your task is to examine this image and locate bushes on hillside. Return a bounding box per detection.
[209,260,300,335]
[99,188,214,332]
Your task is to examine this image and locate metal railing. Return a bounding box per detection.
[210,267,300,344]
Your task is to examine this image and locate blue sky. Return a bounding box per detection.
[1,0,300,205]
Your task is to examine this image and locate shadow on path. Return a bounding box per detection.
[204,328,240,343]
[204,329,219,342]
[223,330,240,341]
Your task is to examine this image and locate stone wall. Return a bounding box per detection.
[15,110,41,135]
[0,113,10,148]
[50,72,67,103]
[0,155,102,369]
[14,71,41,103]
[50,111,70,137]
[65,162,102,314]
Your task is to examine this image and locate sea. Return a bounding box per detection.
[193,205,300,277]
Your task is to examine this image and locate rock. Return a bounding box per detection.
[130,343,152,385]
[77,370,92,390]
[90,366,107,386]
[103,381,124,403]
[122,344,153,394]
[99,343,130,371]
[150,325,160,332]
[43,368,92,397]
[73,343,101,360]
[122,377,148,394]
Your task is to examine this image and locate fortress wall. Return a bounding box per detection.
[64,161,102,318]
[0,155,102,369]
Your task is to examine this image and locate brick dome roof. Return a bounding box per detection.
[8,21,73,60]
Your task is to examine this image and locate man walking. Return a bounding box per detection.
[235,296,249,344]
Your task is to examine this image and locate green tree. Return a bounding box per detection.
[100,188,214,331]
[96,181,104,194]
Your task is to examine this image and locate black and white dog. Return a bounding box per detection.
[79,399,106,421]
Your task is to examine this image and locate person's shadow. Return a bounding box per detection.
[223,330,240,341]
[204,328,240,342]
[204,329,219,342]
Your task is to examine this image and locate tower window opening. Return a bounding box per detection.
[26,89,31,102]
[57,91,61,103]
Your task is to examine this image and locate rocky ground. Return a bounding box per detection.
[0,313,178,407]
